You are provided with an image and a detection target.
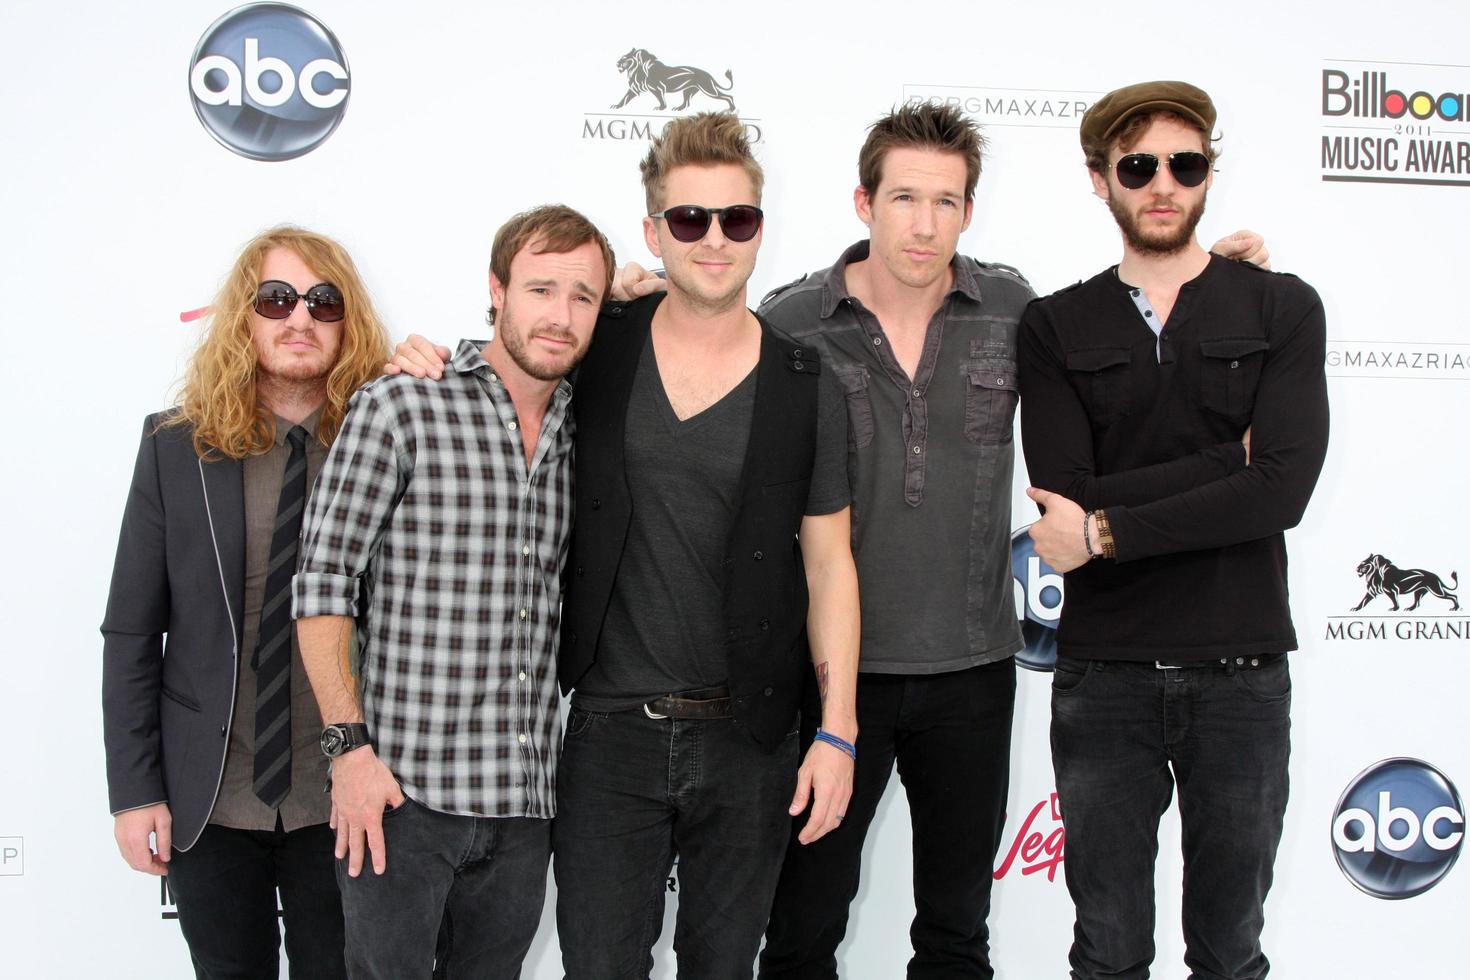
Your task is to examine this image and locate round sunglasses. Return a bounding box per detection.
[649,204,764,243]
[1109,151,1212,190]
[254,280,346,323]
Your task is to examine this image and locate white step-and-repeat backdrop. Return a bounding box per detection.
[2,1,1466,976]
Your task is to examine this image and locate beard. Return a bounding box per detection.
[497,304,586,382]
[1108,191,1207,256]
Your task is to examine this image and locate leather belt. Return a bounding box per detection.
[642,686,733,720]
[1154,653,1285,670]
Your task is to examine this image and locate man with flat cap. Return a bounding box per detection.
[1018,81,1328,980]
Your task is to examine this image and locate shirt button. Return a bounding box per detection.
[490,373,498,382]
[1131,289,1140,297]
[793,348,804,358]
[517,733,527,744]
[912,388,921,398]
[519,671,527,681]
[1230,360,1240,369]
[508,421,518,431]
[522,545,531,557]
[520,608,528,619]
[872,337,882,346]
[753,550,764,560]
[759,619,770,631]
[996,377,1006,386]
[1144,310,1153,318]
[912,445,921,455]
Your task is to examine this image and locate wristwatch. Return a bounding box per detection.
[320,723,372,758]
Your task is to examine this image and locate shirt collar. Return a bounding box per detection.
[818,240,983,318]
[451,338,573,407]
[271,405,323,447]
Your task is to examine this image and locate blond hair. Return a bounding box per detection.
[640,112,763,214]
[168,226,391,459]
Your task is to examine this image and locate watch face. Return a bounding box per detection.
[321,727,345,756]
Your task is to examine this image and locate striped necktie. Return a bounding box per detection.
[252,425,308,808]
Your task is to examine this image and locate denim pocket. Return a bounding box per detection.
[834,365,875,450]
[1051,658,1092,695]
[382,796,414,820]
[964,358,1019,444]
[1235,658,1291,703]
[564,707,602,740]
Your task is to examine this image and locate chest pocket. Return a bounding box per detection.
[964,358,1018,444]
[1199,338,1269,424]
[1065,347,1133,427]
[833,365,874,450]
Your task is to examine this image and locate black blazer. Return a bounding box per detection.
[101,414,247,851]
[559,295,821,750]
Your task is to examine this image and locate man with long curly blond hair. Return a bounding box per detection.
[102,226,390,978]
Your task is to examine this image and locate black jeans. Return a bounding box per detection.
[554,706,799,979]
[759,658,1017,979]
[166,820,345,980]
[335,797,549,979]
[1051,656,1291,980]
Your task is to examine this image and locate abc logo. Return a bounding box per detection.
[188,3,350,161]
[1010,526,1062,671]
[1332,758,1464,900]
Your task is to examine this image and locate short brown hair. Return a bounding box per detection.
[487,204,616,325]
[1083,109,1219,174]
[640,112,763,214]
[858,103,986,201]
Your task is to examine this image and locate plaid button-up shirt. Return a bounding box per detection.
[293,340,572,818]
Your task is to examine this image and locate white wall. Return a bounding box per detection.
[1,1,1465,975]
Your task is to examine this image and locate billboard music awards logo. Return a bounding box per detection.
[582,48,762,143]
[188,3,350,161]
[900,84,1099,130]
[1332,759,1464,899]
[1320,60,1470,186]
[1326,552,1464,641]
[1011,527,1062,671]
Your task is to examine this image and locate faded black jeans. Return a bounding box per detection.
[335,797,549,979]
[554,706,799,979]
[1051,655,1291,980]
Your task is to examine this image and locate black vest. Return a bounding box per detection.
[560,293,820,750]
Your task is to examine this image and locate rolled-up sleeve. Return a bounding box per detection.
[293,385,410,619]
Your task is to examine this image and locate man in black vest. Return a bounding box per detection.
[102,227,391,977]
[554,112,858,979]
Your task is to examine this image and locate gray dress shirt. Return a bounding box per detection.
[210,408,332,832]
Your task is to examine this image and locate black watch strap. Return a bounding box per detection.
[320,723,372,758]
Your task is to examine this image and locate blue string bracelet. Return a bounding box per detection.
[814,728,857,760]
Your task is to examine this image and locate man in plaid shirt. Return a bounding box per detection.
[293,205,614,978]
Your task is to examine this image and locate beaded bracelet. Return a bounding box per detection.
[814,729,857,760]
[1083,511,1098,559]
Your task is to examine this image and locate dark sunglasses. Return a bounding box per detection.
[1110,151,1212,190]
[649,204,764,243]
[253,280,345,323]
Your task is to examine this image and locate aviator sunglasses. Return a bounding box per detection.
[253,280,346,322]
[1109,151,1212,190]
[648,204,764,243]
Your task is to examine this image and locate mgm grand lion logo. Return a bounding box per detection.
[1351,554,1460,612]
[611,48,736,113]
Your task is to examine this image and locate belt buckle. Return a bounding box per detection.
[1154,661,1181,670]
[642,702,669,720]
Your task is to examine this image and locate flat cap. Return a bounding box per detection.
[1080,80,1216,149]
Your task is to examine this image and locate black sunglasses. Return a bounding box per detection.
[1110,151,1212,190]
[649,204,764,243]
[253,280,346,322]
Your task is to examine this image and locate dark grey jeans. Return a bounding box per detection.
[335,797,549,979]
[554,706,799,979]
[1051,655,1291,980]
